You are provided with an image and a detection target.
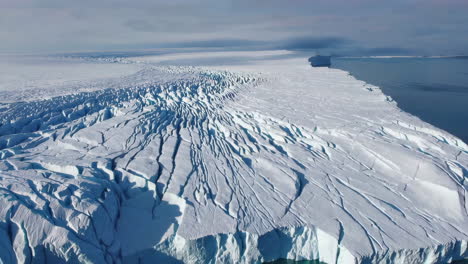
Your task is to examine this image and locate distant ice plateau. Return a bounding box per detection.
[0,51,467,264]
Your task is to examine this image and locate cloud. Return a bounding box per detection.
[360,47,413,56]
[137,36,351,52]
[278,36,351,50]
[1,0,467,55]
[160,39,266,49]
[124,19,155,32]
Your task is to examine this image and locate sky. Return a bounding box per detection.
[1,0,468,55]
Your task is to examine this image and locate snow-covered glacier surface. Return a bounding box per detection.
[0,51,467,264]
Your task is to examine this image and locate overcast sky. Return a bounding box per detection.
[1,0,468,55]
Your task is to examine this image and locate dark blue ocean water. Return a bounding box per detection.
[332,57,468,143]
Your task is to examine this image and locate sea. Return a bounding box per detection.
[331,57,468,143]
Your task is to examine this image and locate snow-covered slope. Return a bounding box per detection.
[0,52,467,264]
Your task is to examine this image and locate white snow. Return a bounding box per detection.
[0,56,143,103]
[0,51,467,263]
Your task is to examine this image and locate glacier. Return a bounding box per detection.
[0,51,467,264]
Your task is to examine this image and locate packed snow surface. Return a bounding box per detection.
[0,51,467,264]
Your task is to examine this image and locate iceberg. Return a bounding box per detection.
[308,55,331,67]
[0,51,467,263]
